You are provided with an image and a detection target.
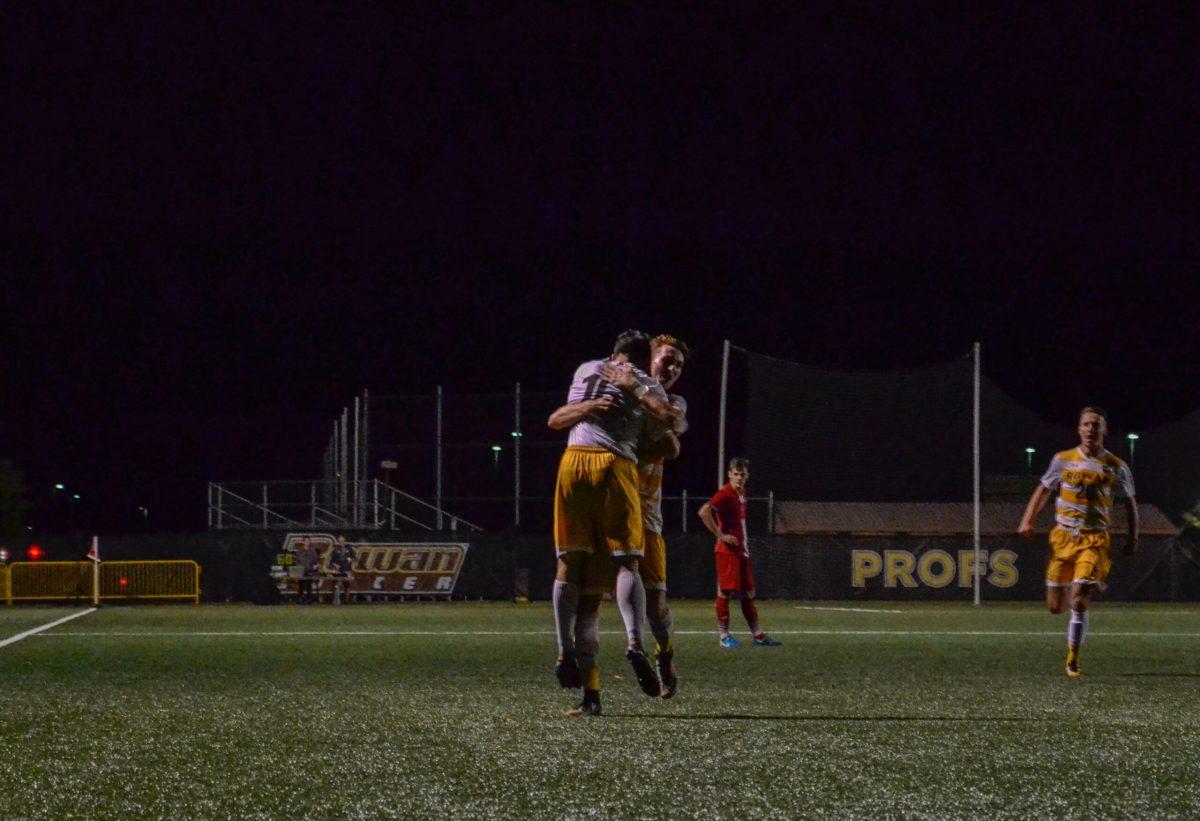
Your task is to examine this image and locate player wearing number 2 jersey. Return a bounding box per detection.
[1019,406,1139,678]
[547,330,676,715]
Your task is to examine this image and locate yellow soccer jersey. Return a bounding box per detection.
[1040,447,1135,532]
[635,394,687,535]
[637,457,666,534]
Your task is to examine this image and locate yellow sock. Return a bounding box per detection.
[1066,644,1079,665]
[584,667,601,691]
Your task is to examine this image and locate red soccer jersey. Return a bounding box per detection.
[708,483,748,556]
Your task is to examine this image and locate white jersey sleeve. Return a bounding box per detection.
[1040,453,1065,491]
[1116,461,1136,498]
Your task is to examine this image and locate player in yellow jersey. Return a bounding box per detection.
[1018,406,1139,678]
[547,330,677,716]
[635,334,690,698]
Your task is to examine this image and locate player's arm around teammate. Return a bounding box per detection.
[547,395,615,430]
[600,360,677,426]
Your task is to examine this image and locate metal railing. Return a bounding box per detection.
[207,480,483,532]
[4,560,201,605]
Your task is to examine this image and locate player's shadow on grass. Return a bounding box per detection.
[614,713,1042,722]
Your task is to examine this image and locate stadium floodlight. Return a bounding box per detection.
[54,483,65,491]
[491,444,502,468]
[1127,432,1139,467]
[1024,447,1036,474]
[510,431,522,437]
[72,494,81,501]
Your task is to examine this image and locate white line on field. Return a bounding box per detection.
[0,608,97,650]
[35,628,1200,639]
[795,606,905,614]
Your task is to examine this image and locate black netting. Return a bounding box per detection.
[742,350,976,502]
[737,344,1198,519]
[1136,409,1200,523]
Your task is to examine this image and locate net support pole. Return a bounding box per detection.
[717,339,730,488]
[436,385,444,530]
[681,489,688,533]
[973,341,982,607]
[514,382,521,528]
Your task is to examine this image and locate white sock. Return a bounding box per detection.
[1067,609,1086,648]
[553,580,578,656]
[615,565,646,648]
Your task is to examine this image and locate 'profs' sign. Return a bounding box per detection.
[851,548,1018,589]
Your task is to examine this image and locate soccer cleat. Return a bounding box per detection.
[753,635,782,647]
[1065,659,1082,679]
[566,691,602,717]
[625,646,664,697]
[555,653,581,689]
[656,648,678,699]
[719,635,741,649]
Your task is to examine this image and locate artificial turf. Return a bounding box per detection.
[1,601,1198,818]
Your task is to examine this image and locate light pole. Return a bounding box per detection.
[1024,447,1036,474]
[491,445,502,469]
[1126,433,1139,471]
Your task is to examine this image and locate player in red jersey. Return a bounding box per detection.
[697,458,781,648]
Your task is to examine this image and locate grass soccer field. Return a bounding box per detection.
[1,601,1198,819]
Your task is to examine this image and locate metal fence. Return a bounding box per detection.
[207,480,483,532]
[4,560,201,604]
[207,478,773,535]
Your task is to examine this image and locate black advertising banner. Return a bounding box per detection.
[660,534,1189,602]
[272,533,469,598]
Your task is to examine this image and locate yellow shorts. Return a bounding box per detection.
[639,529,667,592]
[1046,527,1112,589]
[553,446,643,559]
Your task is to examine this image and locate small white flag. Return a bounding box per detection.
[86,535,100,563]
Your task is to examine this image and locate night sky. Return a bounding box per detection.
[2,5,1197,534]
